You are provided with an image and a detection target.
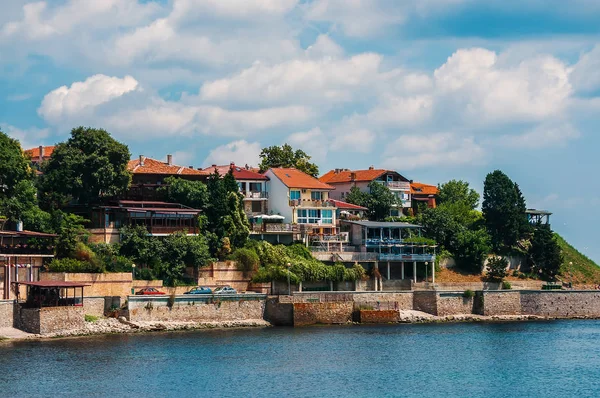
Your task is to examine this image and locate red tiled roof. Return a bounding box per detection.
[24,146,55,160]
[410,182,438,196]
[128,157,207,176]
[269,168,334,190]
[202,164,267,180]
[320,169,391,184]
[329,200,368,210]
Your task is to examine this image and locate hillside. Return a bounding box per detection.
[556,234,600,285]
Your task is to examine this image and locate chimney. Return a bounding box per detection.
[245,164,249,170]
[188,166,194,169]
[167,154,173,166]
[38,146,43,163]
[139,155,145,166]
[334,168,341,174]
[369,165,374,170]
[212,164,217,168]
[350,172,357,181]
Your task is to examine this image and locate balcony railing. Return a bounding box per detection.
[375,181,411,190]
[242,191,268,199]
[289,199,335,208]
[252,223,299,233]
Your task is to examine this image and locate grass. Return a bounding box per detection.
[556,233,600,284]
[84,314,99,323]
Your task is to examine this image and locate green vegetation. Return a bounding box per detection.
[84,314,99,323]
[502,281,512,290]
[258,143,319,177]
[486,256,509,282]
[232,248,260,276]
[556,234,600,284]
[463,289,475,298]
[345,182,398,221]
[529,224,562,281]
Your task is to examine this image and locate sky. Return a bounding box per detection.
[0,0,599,263]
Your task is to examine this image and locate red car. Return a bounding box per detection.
[135,288,165,295]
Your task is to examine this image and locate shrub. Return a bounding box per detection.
[463,289,475,298]
[84,314,99,322]
[502,281,512,290]
[46,258,104,273]
[232,248,260,276]
[486,256,509,282]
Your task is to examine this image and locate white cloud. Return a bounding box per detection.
[170,0,299,22]
[571,45,600,94]
[499,123,581,148]
[287,127,328,161]
[305,34,345,59]
[382,133,485,170]
[203,140,262,167]
[0,123,51,150]
[38,74,139,123]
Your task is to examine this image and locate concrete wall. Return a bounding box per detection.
[292,302,353,326]
[0,300,13,327]
[520,291,600,317]
[15,306,86,334]
[265,169,294,222]
[127,295,266,322]
[40,272,133,297]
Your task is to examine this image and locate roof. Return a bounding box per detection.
[24,146,55,160]
[203,164,268,181]
[341,220,422,229]
[269,168,334,190]
[410,182,438,196]
[0,230,57,238]
[526,209,552,216]
[12,281,89,288]
[319,168,409,184]
[128,157,208,176]
[329,199,368,211]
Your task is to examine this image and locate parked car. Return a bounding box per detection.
[213,286,237,294]
[184,286,212,295]
[135,288,165,295]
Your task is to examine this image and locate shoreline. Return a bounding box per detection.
[3,313,600,343]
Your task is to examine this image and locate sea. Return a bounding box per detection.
[1,321,600,397]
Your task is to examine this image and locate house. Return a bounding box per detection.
[410,182,438,212]
[127,155,208,201]
[329,199,368,220]
[86,200,202,244]
[319,167,412,216]
[202,163,269,218]
[24,145,55,170]
[264,168,337,242]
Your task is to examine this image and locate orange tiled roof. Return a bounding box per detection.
[24,146,55,160]
[410,182,438,196]
[202,164,267,180]
[319,169,390,184]
[270,168,334,190]
[329,199,368,210]
[128,157,207,176]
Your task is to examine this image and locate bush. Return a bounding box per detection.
[84,314,99,322]
[486,256,509,282]
[232,248,260,276]
[463,289,475,298]
[47,258,104,273]
[502,281,512,290]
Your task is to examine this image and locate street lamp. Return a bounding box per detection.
[425,262,429,283]
[132,263,136,279]
[286,262,292,295]
[569,262,573,289]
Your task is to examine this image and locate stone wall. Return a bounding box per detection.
[431,281,543,291]
[127,295,266,322]
[413,291,437,315]
[40,272,133,297]
[15,306,86,334]
[520,291,600,317]
[0,300,13,327]
[84,297,106,317]
[480,291,521,316]
[264,297,293,326]
[436,292,475,316]
[359,310,399,323]
[197,261,259,293]
[292,302,353,326]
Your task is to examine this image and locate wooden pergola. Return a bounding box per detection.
[13,281,89,308]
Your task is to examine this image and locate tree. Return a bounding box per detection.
[160,176,208,209]
[482,170,529,251]
[438,180,480,210]
[52,212,89,258]
[365,181,398,221]
[486,256,509,282]
[419,205,464,250]
[529,224,563,281]
[453,229,491,273]
[39,127,131,209]
[345,186,369,208]
[258,144,319,177]
[0,130,33,198]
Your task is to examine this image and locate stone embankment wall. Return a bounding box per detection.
[0,300,13,327]
[15,306,86,334]
[480,291,522,316]
[127,295,266,322]
[293,302,353,326]
[520,291,600,317]
[40,272,133,297]
[436,292,475,316]
[359,310,399,323]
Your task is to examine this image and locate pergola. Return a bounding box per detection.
[12,281,89,308]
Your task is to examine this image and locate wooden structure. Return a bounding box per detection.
[13,280,88,308]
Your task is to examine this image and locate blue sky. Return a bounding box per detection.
[1,0,599,262]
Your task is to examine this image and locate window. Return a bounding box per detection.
[311,191,322,200]
[322,209,333,224]
[297,209,307,223]
[290,190,301,200]
[249,182,262,192]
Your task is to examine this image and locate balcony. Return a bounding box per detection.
[375,181,411,190]
[289,199,335,208]
[242,191,268,199]
[252,223,299,233]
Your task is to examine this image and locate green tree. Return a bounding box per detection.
[529,224,563,280]
[482,170,529,251]
[52,211,89,258]
[438,179,480,209]
[258,144,319,177]
[419,205,464,250]
[160,176,208,209]
[486,256,509,282]
[453,228,491,273]
[0,130,33,198]
[365,181,398,221]
[345,186,369,208]
[39,127,131,209]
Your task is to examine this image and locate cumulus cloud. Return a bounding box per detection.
[382,133,486,170]
[0,123,51,150]
[499,123,581,148]
[571,45,600,94]
[287,127,328,161]
[203,140,262,167]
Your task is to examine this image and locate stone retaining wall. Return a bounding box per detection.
[481,291,521,316]
[436,292,475,316]
[127,295,266,322]
[15,306,86,334]
[292,302,353,326]
[359,310,399,323]
[413,291,437,315]
[0,300,13,328]
[40,272,133,297]
[520,291,600,317]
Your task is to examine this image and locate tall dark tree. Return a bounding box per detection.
[529,224,563,281]
[258,144,319,177]
[482,170,529,251]
[39,127,131,209]
[0,130,33,197]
